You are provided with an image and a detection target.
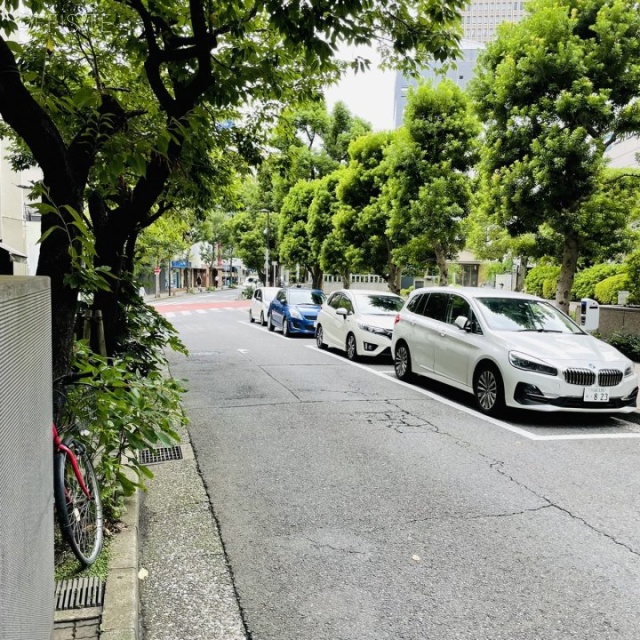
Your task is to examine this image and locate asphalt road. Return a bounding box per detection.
[159,291,640,640]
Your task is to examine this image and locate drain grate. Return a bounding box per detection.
[55,577,105,610]
[139,445,183,465]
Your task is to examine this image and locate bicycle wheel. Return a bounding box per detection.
[54,438,104,566]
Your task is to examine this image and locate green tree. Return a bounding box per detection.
[386,80,480,285]
[471,0,640,311]
[279,179,323,287]
[0,0,467,380]
[336,131,398,289]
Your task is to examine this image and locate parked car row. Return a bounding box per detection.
[250,285,639,417]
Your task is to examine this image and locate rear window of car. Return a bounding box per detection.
[422,292,448,322]
[407,293,427,314]
[288,290,325,305]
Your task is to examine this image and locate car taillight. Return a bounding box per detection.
[394,313,400,325]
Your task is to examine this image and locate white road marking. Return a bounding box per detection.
[304,346,640,442]
[237,349,249,354]
[181,311,192,316]
[166,312,176,318]
[196,309,206,314]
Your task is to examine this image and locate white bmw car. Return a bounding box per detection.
[391,286,639,416]
[315,289,405,360]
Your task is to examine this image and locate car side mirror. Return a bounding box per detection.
[336,308,349,317]
[454,315,471,332]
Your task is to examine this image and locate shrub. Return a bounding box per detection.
[595,331,640,362]
[542,277,557,300]
[572,264,626,301]
[241,285,256,299]
[594,273,629,304]
[525,265,560,297]
[400,286,414,297]
[625,250,640,304]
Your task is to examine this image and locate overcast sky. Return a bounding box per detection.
[323,46,397,132]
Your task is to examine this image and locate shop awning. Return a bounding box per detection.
[0,241,27,263]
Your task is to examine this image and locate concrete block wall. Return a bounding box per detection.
[598,306,640,337]
[0,276,53,640]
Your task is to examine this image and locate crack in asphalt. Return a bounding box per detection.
[486,457,640,558]
[301,535,368,555]
[371,401,640,558]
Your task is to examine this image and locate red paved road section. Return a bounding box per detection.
[154,299,250,314]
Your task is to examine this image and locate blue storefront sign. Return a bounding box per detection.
[171,260,191,268]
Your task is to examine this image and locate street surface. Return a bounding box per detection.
[151,290,640,639]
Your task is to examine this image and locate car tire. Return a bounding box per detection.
[394,341,413,382]
[283,320,290,337]
[260,311,265,326]
[346,333,359,361]
[249,310,255,323]
[316,325,328,350]
[473,363,505,417]
[268,315,275,332]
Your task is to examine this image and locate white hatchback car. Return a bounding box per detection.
[249,286,280,326]
[315,289,405,360]
[391,286,638,416]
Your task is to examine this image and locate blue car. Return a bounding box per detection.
[267,287,326,337]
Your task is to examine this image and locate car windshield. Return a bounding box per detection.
[475,297,583,334]
[263,287,279,302]
[288,289,325,305]
[355,294,404,314]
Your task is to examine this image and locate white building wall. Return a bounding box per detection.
[0,140,42,275]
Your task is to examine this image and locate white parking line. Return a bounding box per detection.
[238,320,290,339]
[304,346,640,442]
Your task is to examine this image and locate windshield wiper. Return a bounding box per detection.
[518,328,564,333]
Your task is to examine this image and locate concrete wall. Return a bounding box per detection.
[598,306,640,337]
[0,276,53,640]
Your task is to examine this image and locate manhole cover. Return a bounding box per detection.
[55,577,105,610]
[139,445,183,465]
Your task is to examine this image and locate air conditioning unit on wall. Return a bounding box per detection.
[0,276,53,640]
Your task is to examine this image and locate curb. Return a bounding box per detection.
[100,488,140,640]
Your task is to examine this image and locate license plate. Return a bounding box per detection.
[584,387,609,402]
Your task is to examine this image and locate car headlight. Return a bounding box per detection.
[289,308,303,319]
[509,351,558,376]
[625,365,634,377]
[358,322,392,338]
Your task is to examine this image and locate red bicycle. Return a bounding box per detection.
[53,379,104,566]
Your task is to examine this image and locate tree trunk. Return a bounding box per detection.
[556,235,579,313]
[311,265,323,290]
[36,192,84,382]
[387,263,402,294]
[434,242,449,286]
[342,271,351,289]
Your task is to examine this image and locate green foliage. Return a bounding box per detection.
[241,285,256,299]
[524,265,561,297]
[594,273,629,304]
[386,81,479,283]
[625,250,640,304]
[55,538,112,581]
[61,300,188,518]
[471,0,640,307]
[542,276,558,300]
[595,331,640,362]
[571,263,626,300]
[400,286,414,297]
